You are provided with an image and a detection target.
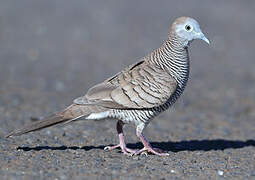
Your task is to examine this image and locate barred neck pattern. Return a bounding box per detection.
[149,35,190,89]
[146,35,190,112]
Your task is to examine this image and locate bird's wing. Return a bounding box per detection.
[73,60,177,109]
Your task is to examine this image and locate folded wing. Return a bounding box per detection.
[74,60,177,109]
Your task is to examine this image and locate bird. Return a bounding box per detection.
[6,17,210,156]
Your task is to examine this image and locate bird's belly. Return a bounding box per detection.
[86,111,110,120]
[109,109,160,125]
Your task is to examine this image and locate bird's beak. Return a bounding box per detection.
[198,32,210,45]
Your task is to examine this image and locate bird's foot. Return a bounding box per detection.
[104,144,137,156]
[134,146,169,156]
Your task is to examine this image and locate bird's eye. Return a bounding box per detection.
[185,25,192,31]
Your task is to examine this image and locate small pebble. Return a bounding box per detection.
[170,169,175,173]
[132,156,139,160]
[218,170,224,176]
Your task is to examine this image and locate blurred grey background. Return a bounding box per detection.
[0,0,254,109]
[1,0,255,130]
[1,1,255,179]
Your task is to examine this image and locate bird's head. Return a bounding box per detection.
[170,16,210,47]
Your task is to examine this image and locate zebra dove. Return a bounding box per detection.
[6,17,209,156]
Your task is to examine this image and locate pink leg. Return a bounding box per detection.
[104,121,137,155]
[135,132,169,156]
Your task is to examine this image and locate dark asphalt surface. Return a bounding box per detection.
[1,1,255,179]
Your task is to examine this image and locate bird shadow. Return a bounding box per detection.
[17,145,106,151]
[17,139,255,152]
[128,139,255,152]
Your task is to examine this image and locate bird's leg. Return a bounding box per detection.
[134,124,169,156]
[104,120,136,155]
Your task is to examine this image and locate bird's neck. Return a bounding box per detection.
[148,36,190,88]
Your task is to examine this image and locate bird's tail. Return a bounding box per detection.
[5,104,93,138]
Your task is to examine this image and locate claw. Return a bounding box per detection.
[104,143,137,156]
[136,132,170,156]
[141,151,148,156]
[104,146,112,151]
[104,144,120,151]
[134,147,169,156]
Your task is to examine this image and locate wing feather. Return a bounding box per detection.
[73,60,177,109]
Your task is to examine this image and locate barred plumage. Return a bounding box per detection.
[6,16,209,156]
[109,36,190,125]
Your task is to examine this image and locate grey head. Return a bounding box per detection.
[170,16,210,47]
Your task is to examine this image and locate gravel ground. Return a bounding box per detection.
[1,1,255,179]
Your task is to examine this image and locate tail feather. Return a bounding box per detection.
[5,104,107,138]
[5,104,86,138]
[5,113,70,138]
